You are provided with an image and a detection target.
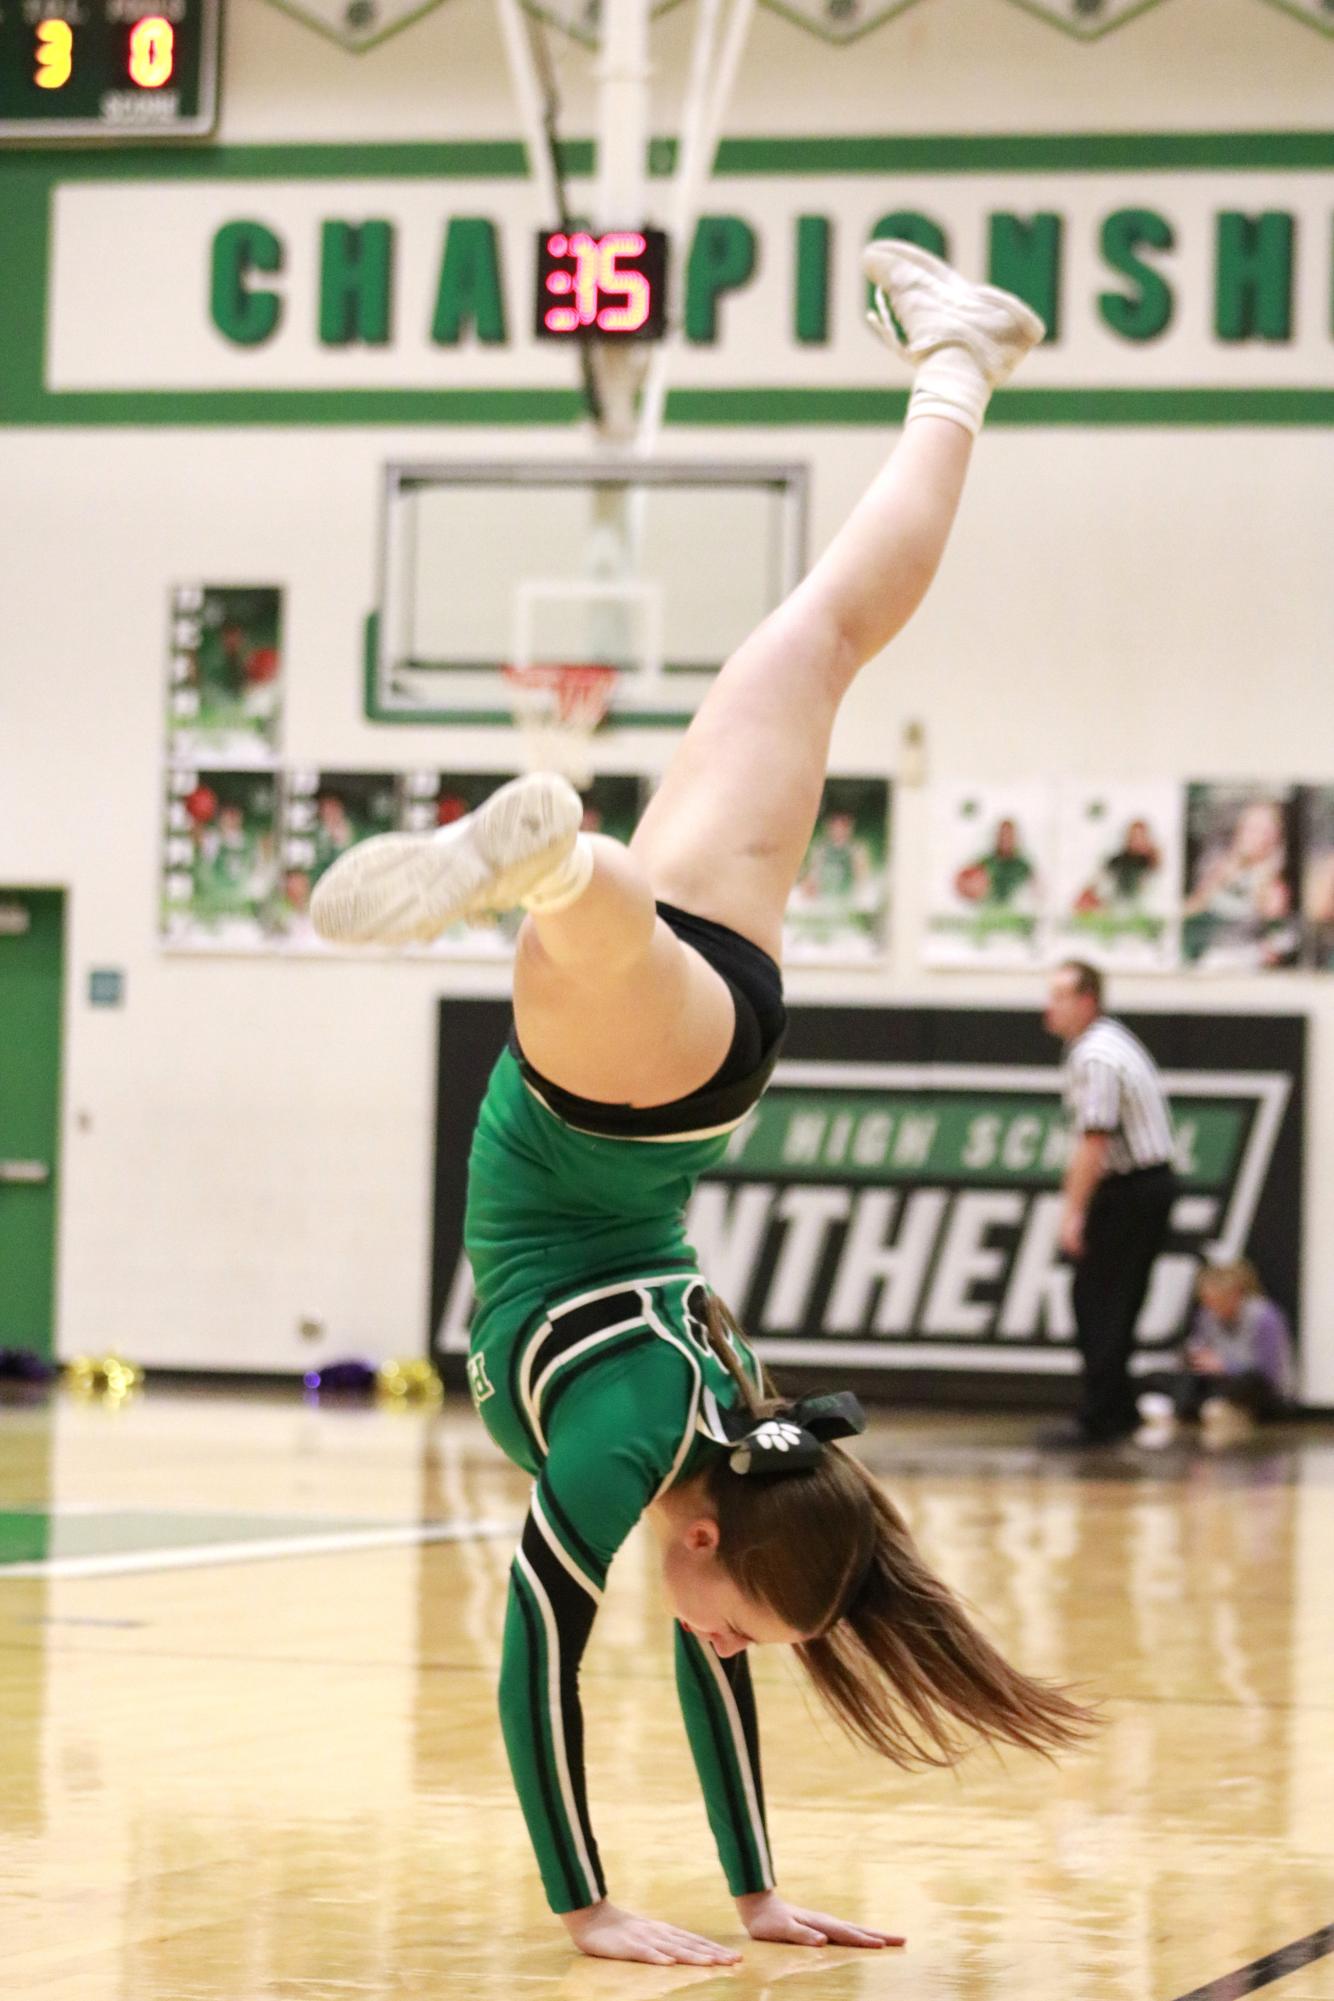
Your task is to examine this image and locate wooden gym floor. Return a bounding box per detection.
[2,1386,1332,2001]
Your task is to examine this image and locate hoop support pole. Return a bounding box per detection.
[495,0,562,223]
[635,0,756,457]
[596,0,651,230]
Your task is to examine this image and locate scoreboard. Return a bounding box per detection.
[0,0,219,139]
[534,229,670,341]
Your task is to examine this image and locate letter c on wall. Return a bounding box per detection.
[210,221,285,347]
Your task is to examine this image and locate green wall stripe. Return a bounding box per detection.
[665,387,1334,426]
[15,387,1334,427]
[709,131,1334,173]
[0,140,588,181]
[6,131,1332,179]
[1,172,50,427]
[23,389,587,425]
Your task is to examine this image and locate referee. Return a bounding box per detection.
[1043,961,1177,1444]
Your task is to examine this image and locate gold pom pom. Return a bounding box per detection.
[375,1358,443,1406]
[64,1354,144,1401]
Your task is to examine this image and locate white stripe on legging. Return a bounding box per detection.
[636,1288,705,1501]
[513,1543,601,1910]
[700,1641,775,1889]
[530,1486,604,1605]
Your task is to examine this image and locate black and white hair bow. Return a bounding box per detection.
[725,1391,867,1476]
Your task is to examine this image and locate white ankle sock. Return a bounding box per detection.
[906,343,992,437]
[520,832,595,915]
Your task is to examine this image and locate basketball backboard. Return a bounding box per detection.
[369,458,808,729]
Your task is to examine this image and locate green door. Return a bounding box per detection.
[0,890,65,1359]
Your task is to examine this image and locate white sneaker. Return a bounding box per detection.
[310,771,583,946]
[1199,1398,1256,1448]
[1132,1390,1178,1449]
[862,238,1046,389]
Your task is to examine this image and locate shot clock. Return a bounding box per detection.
[534,228,669,341]
[0,0,220,139]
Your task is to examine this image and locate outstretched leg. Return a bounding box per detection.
[628,413,971,959]
[511,413,973,1105]
[313,243,1043,1108]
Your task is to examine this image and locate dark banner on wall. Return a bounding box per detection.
[430,1002,1304,1390]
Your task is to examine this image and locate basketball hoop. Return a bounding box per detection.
[502,662,618,790]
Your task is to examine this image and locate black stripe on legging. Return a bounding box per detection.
[512,1565,583,1912]
[528,1291,643,1384]
[520,1512,603,1895]
[720,1650,768,1831]
[679,1626,763,1888]
[537,1474,605,1585]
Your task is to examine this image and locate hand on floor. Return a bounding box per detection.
[561,1899,742,1966]
[736,1888,905,1949]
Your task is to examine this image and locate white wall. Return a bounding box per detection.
[2,0,1330,1393]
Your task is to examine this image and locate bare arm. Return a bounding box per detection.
[1060,1132,1110,1258]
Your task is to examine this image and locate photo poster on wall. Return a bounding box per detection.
[402,768,640,956]
[576,773,644,845]
[1051,782,1183,972]
[161,766,282,950]
[267,768,648,958]
[1301,787,1334,970]
[398,770,523,959]
[783,775,892,965]
[925,782,1054,968]
[1181,781,1302,972]
[403,769,645,960]
[275,768,401,950]
[167,585,284,764]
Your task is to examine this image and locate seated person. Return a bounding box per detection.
[1136,1259,1294,1445]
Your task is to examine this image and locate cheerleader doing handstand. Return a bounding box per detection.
[314,241,1092,1967]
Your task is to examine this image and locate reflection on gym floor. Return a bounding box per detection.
[3,1390,1332,2001]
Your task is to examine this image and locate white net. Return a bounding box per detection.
[502,662,618,789]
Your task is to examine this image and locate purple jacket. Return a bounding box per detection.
[1188,1297,1294,1400]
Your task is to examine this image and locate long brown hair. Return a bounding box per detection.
[701,1295,1096,1767]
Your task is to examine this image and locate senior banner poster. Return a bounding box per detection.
[925,784,1054,968]
[166,585,284,764]
[576,774,644,846]
[276,769,400,950]
[395,771,646,959]
[161,767,282,950]
[1052,783,1182,971]
[784,777,891,966]
[398,770,523,959]
[1300,786,1334,970]
[1182,782,1302,971]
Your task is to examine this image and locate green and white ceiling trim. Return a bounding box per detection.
[265,0,1332,50]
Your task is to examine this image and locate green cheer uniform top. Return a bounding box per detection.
[463,1045,776,1914]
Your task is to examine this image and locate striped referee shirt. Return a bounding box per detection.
[1062,1016,1175,1175]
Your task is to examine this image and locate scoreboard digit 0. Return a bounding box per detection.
[0,0,220,139]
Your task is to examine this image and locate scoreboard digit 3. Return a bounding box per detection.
[0,0,220,139]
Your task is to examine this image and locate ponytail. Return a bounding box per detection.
[796,1478,1093,1766]
[696,1293,1096,1767]
[702,1292,778,1414]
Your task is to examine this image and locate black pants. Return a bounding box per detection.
[1139,1368,1285,1423]
[1071,1165,1176,1439]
